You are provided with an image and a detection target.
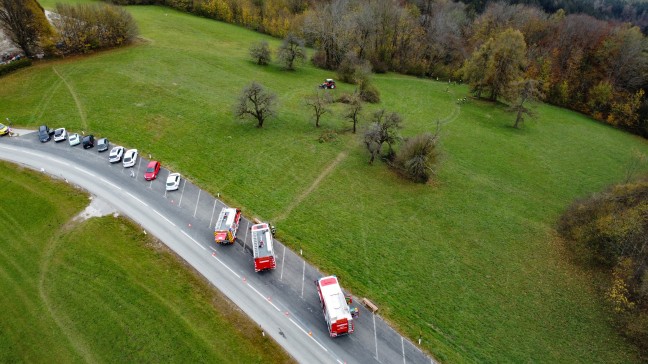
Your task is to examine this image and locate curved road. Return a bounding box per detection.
[0,133,433,364]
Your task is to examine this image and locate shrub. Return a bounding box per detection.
[311,50,327,69]
[360,83,380,103]
[249,41,271,65]
[394,132,439,183]
[0,58,32,77]
[318,129,338,143]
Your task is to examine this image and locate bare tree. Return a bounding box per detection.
[344,92,362,133]
[277,33,305,70]
[395,125,440,183]
[364,109,403,163]
[507,79,543,128]
[0,0,53,57]
[304,91,331,127]
[249,41,271,65]
[235,81,277,127]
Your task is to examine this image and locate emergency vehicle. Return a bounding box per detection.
[214,207,241,244]
[315,276,355,337]
[250,222,276,272]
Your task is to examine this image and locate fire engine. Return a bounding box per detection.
[214,207,241,244]
[315,276,355,337]
[250,222,276,272]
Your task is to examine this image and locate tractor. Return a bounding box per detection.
[319,79,336,89]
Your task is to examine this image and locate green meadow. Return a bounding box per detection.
[2,2,648,362]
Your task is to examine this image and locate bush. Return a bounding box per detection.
[336,52,360,84]
[360,83,380,103]
[318,129,338,143]
[311,50,327,69]
[336,93,355,104]
[0,58,32,77]
[394,133,439,183]
[249,41,271,65]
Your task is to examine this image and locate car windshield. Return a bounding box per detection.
[124,157,131,162]
[166,181,174,186]
[146,167,155,172]
[55,129,63,136]
[0,123,5,128]
[99,139,106,145]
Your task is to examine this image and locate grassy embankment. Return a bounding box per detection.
[2,1,648,362]
[0,161,292,363]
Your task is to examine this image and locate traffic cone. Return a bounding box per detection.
[188,223,192,228]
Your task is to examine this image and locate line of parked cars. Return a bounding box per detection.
[37,124,181,190]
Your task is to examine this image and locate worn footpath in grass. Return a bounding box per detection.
[3,2,648,362]
[0,161,293,363]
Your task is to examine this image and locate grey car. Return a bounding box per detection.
[97,138,109,152]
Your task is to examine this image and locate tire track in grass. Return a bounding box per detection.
[30,69,64,124]
[52,67,88,131]
[38,220,98,364]
[274,150,348,222]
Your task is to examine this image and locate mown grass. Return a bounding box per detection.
[3,2,648,362]
[0,161,293,363]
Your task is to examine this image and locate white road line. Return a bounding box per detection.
[301,260,305,298]
[193,189,201,217]
[178,179,186,208]
[374,314,379,360]
[209,199,217,228]
[21,150,39,157]
[44,155,70,166]
[74,166,96,177]
[0,145,18,151]
[153,209,176,227]
[181,229,206,250]
[125,192,148,207]
[247,284,280,311]
[209,246,217,252]
[288,318,329,353]
[280,244,286,281]
[100,178,122,191]
[402,336,406,364]
[211,254,240,278]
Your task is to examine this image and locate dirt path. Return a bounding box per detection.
[52,67,88,131]
[38,220,98,364]
[274,151,348,222]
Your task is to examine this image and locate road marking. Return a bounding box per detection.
[136,156,142,177]
[211,253,240,278]
[125,192,148,207]
[74,166,96,177]
[178,179,186,208]
[280,244,286,281]
[0,145,18,151]
[288,318,328,353]
[374,314,379,360]
[21,150,39,157]
[209,199,217,228]
[148,179,153,189]
[246,284,281,311]
[402,336,406,364]
[181,229,206,250]
[153,209,176,227]
[301,260,305,298]
[100,178,122,190]
[193,189,201,217]
[209,246,217,252]
[44,155,70,166]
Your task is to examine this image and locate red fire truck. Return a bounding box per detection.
[214,207,241,244]
[315,276,355,337]
[250,222,276,272]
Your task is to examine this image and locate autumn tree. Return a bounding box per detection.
[277,33,305,70]
[304,90,331,128]
[235,81,277,127]
[364,109,403,164]
[394,129,440,183]
[249,41,271,65]
[506,79,543,128]
[0,0,55,57]
[344,92,362,134]
[463,28,527,101]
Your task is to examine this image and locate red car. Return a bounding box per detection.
[144,161,161,181]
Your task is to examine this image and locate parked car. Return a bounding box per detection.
[38,125,51,142]
[166,173,181,191]
[97,138,109,152]
[108,146,124,163]
[0,123,8,136]
[144,161,161,181]
[53,128,67,142]
[123,149,138,168]
[68,133,80,146]
[82,135,95,149]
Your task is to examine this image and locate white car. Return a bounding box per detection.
[53,128,67,142]
[68,133,80,146]
[166,173,181,191]
[109,146,124,163]
[122,149,138,168]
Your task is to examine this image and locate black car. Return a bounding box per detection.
[82,135,95,149]
[38,125,51,142]
[97,138,109,152]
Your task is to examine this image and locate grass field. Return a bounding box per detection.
[3,2,648,362]
[0,161,293,363]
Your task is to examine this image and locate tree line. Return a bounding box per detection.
[105,0,648,137]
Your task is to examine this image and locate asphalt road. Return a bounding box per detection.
[0,132,434,364]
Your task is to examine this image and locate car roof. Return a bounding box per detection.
[98,138,107,143]
[147,161,159,167]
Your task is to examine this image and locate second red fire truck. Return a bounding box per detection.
[214,207,241,244]
[250,222,276,272]
[315,276,356,337]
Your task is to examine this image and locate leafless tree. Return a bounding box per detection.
[507,79,543,128]
[364,109,402,164]
[304,91,331,128]
[249,41,271,65]
[277,33,305,70]
[344,92,362,133]
[235,81,277,127]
